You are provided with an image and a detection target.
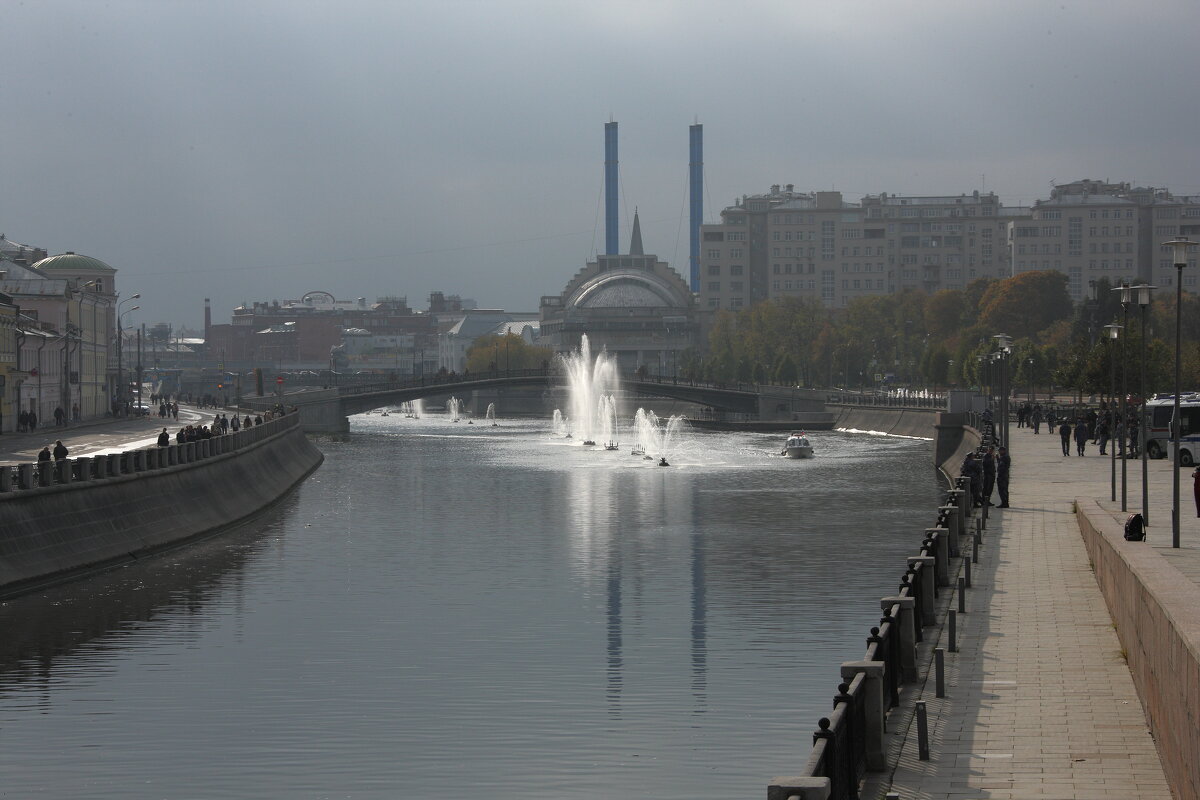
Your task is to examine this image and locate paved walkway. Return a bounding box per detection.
[0,404,213,465]
[871,420,1200,799]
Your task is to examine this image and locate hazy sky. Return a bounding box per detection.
[4,0,1199,330]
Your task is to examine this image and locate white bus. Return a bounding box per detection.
[1144,393,1200,465]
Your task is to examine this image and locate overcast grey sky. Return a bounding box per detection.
[3,0,1199,330]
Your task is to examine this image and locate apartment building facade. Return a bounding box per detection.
[699,185,1023,311]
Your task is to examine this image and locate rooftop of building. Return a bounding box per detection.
[32,252,116,274]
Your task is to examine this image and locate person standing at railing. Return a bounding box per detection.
[981,446,996,506]
[997,446,1011,508]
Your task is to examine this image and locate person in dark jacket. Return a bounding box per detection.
[997,446,1011,508]
[1074,420,1089,456]
[52,440,68,461]
[961,452,984,507]
[37,446,51,462]
[981,446,997,506]
[157,428,170,447]
[1059,421,1072,456]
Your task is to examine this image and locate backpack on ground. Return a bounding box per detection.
[1124,513,1146,542]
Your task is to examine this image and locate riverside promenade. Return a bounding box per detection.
[870,421,1199,799]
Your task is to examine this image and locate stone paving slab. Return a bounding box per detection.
[870,421,1189,799]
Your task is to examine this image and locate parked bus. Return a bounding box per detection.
[1144,393,1200,465]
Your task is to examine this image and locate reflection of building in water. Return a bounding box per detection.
[570,466,708,715]
[539,211,696,376]
[0,498,290,703]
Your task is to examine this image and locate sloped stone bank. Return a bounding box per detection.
[0,414,323,597]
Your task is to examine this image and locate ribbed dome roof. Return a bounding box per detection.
[32,252,116,273]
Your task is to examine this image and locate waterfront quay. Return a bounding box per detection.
[863,421,1200,799]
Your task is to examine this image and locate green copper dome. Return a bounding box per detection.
[32,252,116,273]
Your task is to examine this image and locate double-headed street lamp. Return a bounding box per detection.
[1104,322,1122,502]
[1165,237,1196,548]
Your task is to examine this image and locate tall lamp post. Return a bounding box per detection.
[994,334,1011,447]
[1165,237,1196,548]
[117,294,140,408]
[1132,284,1156,526]
[1113,283,1132,512]
[1104,322,1122,502]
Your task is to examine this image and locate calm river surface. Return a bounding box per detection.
[0,412,940,799]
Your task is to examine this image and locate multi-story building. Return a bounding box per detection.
[699,186,1021,310]
[1014,179,1200,300]
[0,251,116,424]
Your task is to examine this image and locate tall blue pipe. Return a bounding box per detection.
[689,123,703,293]
[605,121,619,255]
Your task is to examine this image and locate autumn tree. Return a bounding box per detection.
[977,270,1072,340]
[465,333,553,373]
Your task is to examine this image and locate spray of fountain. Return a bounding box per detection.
[447,396,461,422]
[552,409,571,438]
[486,403,497,426]
[558,334,620,445]
[633,408,686,463]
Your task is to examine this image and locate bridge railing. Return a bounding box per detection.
[768,475,976,800]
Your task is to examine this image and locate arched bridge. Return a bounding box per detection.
[257,368,786,431]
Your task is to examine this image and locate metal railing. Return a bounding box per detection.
[769,472,978,800]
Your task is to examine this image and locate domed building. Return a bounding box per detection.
[539,211,696,374]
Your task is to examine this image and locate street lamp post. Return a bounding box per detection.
[994,334,1011,447]
[1114,283,1132,512]
[116,294,140,410]
[1104,322,1122,502]
[1165,237,1196,548]
[1133,284,1156,526]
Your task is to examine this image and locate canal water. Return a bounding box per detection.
[0,414,940,799]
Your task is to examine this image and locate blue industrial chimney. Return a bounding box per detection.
[689,123,703,293]
[605,121,618,255]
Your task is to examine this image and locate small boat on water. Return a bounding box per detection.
[781,432,815,459]
[604,441,619,451]
[631,444,645,456]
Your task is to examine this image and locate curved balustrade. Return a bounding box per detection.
[0,411,301,493]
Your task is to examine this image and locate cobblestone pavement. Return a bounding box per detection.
[872,420,1191,799]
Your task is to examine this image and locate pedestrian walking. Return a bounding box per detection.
[1074,420,1089,456]
[1059,421,1072,456]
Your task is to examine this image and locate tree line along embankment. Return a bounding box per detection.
[0,414,323,598]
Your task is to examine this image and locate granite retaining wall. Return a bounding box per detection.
[0,413,324,597]
[1076,499,1200,800]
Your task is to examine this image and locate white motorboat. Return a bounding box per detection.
[782,432,814,459]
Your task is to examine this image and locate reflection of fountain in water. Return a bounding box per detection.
[598,395,618,446]
[633,408,687,460]
[412,398,422,419]
[447,396,461,422]
[486,403,497,426]
[552,409,571,438]
[558,334,619,445]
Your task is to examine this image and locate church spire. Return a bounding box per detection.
[629,207,644,256]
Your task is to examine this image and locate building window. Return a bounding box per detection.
[707,249,720,259]
[707,281,720,292]
[707,265,720,276]
[730,265,744,275]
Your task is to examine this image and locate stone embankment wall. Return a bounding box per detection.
[830,405,938,439]
[0,414,323,598]
[1075,500,1200,800]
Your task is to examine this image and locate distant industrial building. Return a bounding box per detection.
[540,211,696,374]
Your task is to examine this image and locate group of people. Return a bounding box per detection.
[961,445,1012,509]
[36,440,70,462]
[156,413,266,446]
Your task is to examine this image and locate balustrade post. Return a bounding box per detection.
[54,459,71,484]
[908,556,936,623]
[74,456,92,482]
[938,505,960,557]
[767,777,830,800]
[839,660,887,770]
[880,597,918,681]
[18,463,34,489]
[38,461,53,487]
[0,465,11,492]
[926,527,950,586]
